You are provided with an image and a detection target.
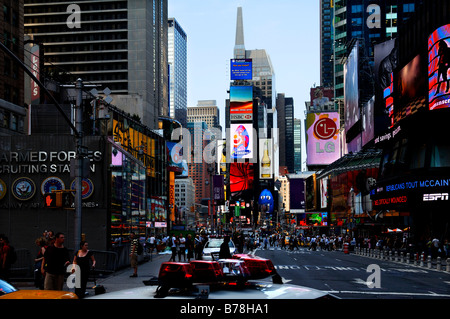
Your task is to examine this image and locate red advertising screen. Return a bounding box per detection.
[428,24,450,110]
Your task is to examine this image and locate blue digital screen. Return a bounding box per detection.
[231,59,252,80]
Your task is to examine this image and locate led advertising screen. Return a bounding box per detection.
[306,112,340,166]
[320,177,328,209]
[394,53,427,124]
[230,85,253,122]
[259,138,273,179]
[428,24,450,110]
[231,59,252,80]
[289,178,305,212]
[230,123,254,160]
[229,163,254,201]
[310,87,334,111]
[344,43,360,131]
[374,39,397,129]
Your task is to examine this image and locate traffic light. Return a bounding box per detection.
[62,191,74,209]
[44,192,62,208]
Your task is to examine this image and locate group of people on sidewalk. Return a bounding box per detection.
[33,230,96,299]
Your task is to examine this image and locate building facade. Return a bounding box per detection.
[276,93,294,173]
[168,17,187,127]
[320,0,334,88]
[333,0,422,110]
[187,101,220,130]
[0,0,26,136]
[23,0,168,129]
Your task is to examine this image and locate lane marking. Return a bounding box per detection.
[323,290,450,298]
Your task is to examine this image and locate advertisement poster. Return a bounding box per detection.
[230,123,254,160]
[230,85,253,122]
[306,112,340,166]
[428,24,450,110]
[259,138,273,179]
[344,42,360,131]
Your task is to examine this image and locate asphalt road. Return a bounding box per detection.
[255,246,450,299]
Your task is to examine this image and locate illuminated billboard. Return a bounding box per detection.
[394,53,427,123]
[259,138,273,179]
[306,112,340,166]
[428,24,450,110]
[344,43,359,130]
[231,59,252,80]
[230,123,254,160]
[310,86,334,111]
[230,85,253,122]
[229,163,254,201]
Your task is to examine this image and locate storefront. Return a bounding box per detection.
[314,149,381,237]
[371,109,450,244]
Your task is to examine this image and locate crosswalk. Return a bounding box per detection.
[258,246,337,254]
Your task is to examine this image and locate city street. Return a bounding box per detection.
[256,246,450,299]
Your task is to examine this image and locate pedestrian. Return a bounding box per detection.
[0,234,12,282]
[34,237,47,289]
[72,241,96,298]
[129,232,138,277]
[194,234,203,260]
[178,233,186,261]
[168,234,178,262]
[186,234,194,262]
[146,233,156,255]
[41,232,71,290]
[219,236,232,259]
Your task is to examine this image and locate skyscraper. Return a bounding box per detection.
[186,121,210,205]
[276,93,294,173]
[1,0,26,136]
[333,0,422,105]
[293,118,302,173]
[23,0,168,129]
[187,100,220,131]
[232,7,275,129]
[168,17,187,127]
[320,0,334,88]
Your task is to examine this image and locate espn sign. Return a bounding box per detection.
[423,193,449,201]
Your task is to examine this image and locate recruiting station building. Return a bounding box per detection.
[0,109,168,270]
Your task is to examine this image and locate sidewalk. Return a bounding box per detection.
[90,250,172,295]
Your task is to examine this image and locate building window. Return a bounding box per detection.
[431,143,450,168]
[403,3,415,12]
[351,5,363,13]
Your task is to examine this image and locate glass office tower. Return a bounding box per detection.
[168,17,187,127]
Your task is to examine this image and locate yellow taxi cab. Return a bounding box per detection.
[0,279,78,299]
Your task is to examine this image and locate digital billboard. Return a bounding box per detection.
[394,53,427,124]
[289,178,305,212]
[310,86,334,111]
[344,42,359,131]
[320,177,328,209]
[230,85,253,122]
[428,24,450,110]
[231,59,252,80]
[230,123,254,160]
[229,163,254,202]
[306,112,340,166]
[374,39,397,129]
[259,138,273,179]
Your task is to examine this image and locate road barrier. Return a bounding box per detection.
[352,247,450,273]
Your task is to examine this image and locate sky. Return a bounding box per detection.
[168,0,321,169]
